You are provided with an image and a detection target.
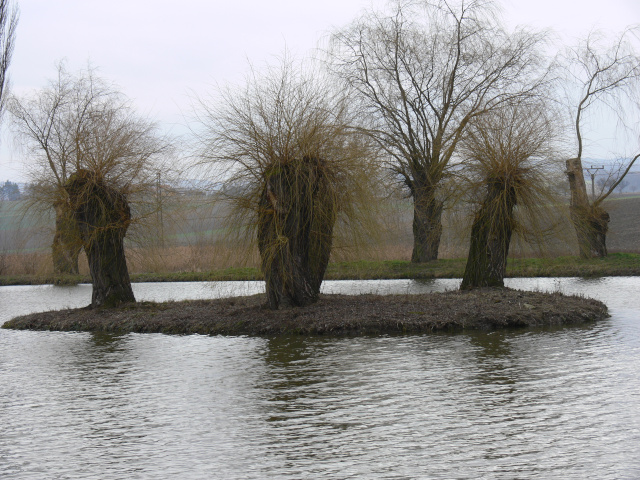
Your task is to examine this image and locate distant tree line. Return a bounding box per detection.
[0,180,20,200]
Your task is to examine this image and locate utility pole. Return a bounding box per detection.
[156,171,164,246]
[585,165,605,200]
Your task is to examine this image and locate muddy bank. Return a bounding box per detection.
[2,288,608,336]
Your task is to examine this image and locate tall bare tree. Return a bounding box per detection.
[10,64,171,306]
[0,0,17,124]
[0,0,17,262]
[194,56,379,309]
[329,0,549,262]
[563,29,640,258]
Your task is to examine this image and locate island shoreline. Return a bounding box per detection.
[3,287,609,336]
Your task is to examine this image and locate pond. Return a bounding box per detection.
[1,277,639,479]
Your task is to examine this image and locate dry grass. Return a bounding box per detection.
[0,251,56,277]
[126,244,261,273]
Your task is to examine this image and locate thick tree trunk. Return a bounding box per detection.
[569,205,609,258]
[566,158,610,258]
[84,224,134,308]
[258,157,336,310]
[65,170,135,308]
[411,189,443,263]
[51,200,81,275]
[460,182,516,290]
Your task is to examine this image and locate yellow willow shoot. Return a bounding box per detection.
[458,100,563,289]
[9,63,175,283]
[193,55,382,308]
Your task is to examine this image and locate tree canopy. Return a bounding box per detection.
[328,0,550,261]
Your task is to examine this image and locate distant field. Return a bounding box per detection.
[602,194,640,253]
[0,193,638,278]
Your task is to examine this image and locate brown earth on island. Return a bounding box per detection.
[3,288,608,336]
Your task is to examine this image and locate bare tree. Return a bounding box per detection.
[10,64,116,274]
[194,56,379,309]
[458,99,561,289]
[328,0,549,262]
[0,0,17,124]
[597,172,630,194]
[617,179,630,193]
[10,64,172,306]
[563,29,640,257]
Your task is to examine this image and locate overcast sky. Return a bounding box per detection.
[1,0,638,181]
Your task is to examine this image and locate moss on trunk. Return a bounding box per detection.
[461,179,516,290]
[566,158,610,258]
[411,187,443,263]
[570,204,610,258]
[51,199,81,276]
[257,156,337,309]
[65,170,135,308]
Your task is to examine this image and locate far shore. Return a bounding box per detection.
[3,288,609,336]
[1,252,639,287]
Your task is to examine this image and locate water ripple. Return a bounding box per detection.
[1,278,639,478]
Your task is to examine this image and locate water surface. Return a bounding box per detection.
[1,278,639,479]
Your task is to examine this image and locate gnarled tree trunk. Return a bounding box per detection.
[52,199,81,275]
[566,158,610,258]
[461,180,516,290]
[65,170,135,308]
[411,188,443,263]
[258,156,337,309]
[569,204,610,258]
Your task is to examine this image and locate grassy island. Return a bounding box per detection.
[3,288,608,336]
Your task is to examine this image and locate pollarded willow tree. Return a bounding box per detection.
[328,0,550,262]
[562,29,640,258]
[9,64,172,306]
[64,168,135,307]
[458,99,561,289]
[194,57,379,309]
[10,64,119,275]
